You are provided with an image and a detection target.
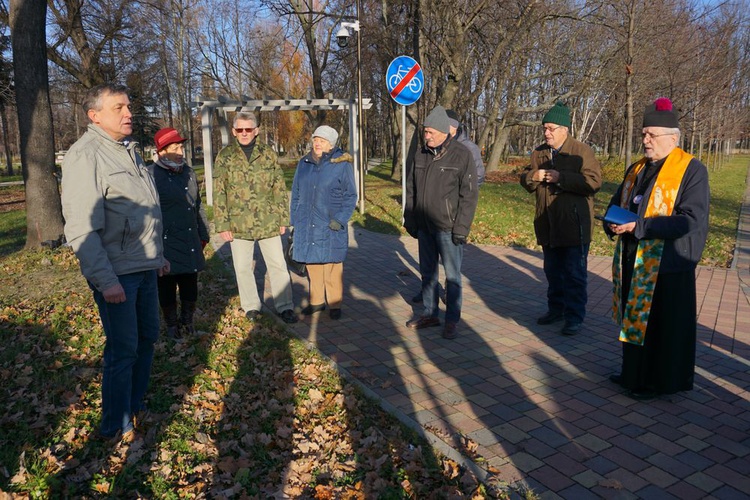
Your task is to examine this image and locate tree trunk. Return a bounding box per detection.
[10,0,64,248]
[0,101,13,176]
[623,0,636,170]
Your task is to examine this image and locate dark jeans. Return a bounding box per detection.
[158,272,198,306]
[418,229,463,324]
[542,244,589,324]
[89,270,160,437]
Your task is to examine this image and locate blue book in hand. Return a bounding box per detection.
[596,205,639,225]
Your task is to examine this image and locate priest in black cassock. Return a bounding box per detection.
[604,98,710,400]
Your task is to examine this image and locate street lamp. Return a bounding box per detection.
[336,6,365,214]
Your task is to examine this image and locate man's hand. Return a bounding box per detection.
[158,259,171,277]
[405,226,418,239]
[452,234,467,245]
[102,283,126,303]
[279,226,287,235]
[534,169,559,183]
[219,231,234,242]
[609,221,636,235]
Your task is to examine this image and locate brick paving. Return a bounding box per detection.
[212,172,750,497]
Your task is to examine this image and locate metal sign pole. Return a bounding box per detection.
[401,104,407,222]
[385,55,424,225]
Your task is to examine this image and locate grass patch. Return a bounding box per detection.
[0,185,26,255]
[349,154,748,268]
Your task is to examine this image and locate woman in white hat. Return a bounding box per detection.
[290,125,357,320]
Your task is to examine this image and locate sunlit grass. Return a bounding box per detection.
[346,155,748,268]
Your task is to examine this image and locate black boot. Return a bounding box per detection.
[180,300,197,335]
[161,303,180,339]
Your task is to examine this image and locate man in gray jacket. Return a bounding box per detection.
[62,83,170,441]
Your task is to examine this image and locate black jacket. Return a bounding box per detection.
[153,161,209,274]
[404,135,478,237]
[606,155,709,272]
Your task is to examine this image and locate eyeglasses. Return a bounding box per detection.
[543,125,564,133]
[233,127,257,133]
[642,131,674,140]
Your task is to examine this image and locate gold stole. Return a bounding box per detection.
[612,148,692,345]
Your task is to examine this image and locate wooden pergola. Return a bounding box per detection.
[190,97,372,207]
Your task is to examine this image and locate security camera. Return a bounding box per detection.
[336,26,350,48]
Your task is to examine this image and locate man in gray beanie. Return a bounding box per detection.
[520,101,602,336]
[403,105,479,339]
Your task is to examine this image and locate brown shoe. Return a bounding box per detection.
[442,322,458,339]
[406,316,441,329]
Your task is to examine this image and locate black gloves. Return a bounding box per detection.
[329,219,343,231]
[452,234,466,246]
[405,226,418,238]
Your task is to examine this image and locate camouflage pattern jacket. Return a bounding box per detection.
[213,141,290,240]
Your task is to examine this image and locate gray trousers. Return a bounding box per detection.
[230,235,294,313]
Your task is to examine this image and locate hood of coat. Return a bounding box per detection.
[305,147,352,165]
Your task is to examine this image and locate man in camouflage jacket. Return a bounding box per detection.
[213,112,297,323]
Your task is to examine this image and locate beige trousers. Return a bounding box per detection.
[306,262,343,309]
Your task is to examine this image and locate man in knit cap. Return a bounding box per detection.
[447,109,485,187]
[404,105,479,339]
[411,108,485,305]
[604,98,709,400]
[520,101,602,335]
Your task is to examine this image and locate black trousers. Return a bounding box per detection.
[157,273,198,307]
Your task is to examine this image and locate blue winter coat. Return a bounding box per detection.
[290,148,357,264]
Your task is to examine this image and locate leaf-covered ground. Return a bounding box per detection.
[0,246,520,498]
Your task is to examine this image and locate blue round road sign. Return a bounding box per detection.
[386,56,424,106]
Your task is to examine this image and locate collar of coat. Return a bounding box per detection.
[424,134,455,160]
[227,140,275,165]
[305,148,352,164]
[544,135,573,156]
[88,123,137,151]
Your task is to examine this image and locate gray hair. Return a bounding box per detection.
[667,127,681,140]
[83,83,129,113]
[234,112,258,127]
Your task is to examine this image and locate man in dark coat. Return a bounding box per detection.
[605,98,709,400]
[410,109,485,306]
[520,102,602,335]
[404,105,479,340]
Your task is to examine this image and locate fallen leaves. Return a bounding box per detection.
[0,246,512,499]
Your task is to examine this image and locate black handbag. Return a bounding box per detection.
[285,229,307,276]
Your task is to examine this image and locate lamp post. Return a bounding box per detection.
[336,1,365,214]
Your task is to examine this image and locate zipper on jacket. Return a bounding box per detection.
[445,199,454,222]
[121,219,130,252]
[574,204,583,246]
